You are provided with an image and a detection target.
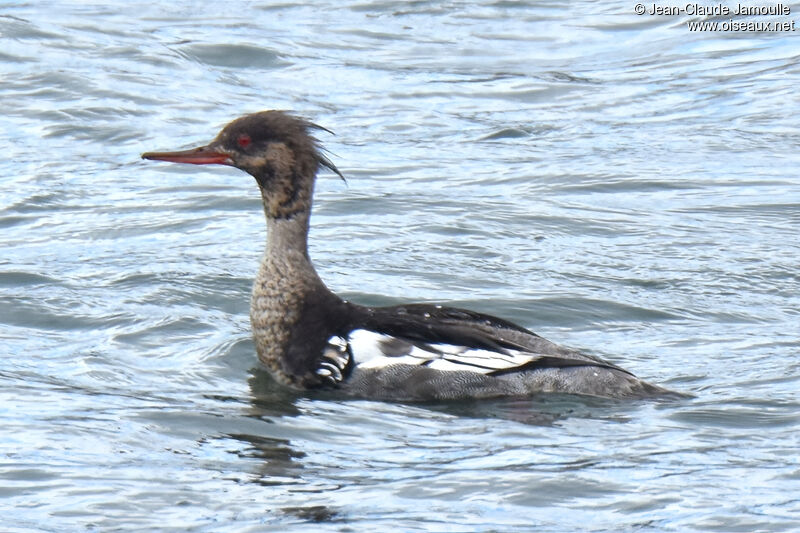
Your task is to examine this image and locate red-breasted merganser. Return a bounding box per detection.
[142,111,673,400]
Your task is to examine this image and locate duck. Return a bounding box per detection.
[142,110,673,401]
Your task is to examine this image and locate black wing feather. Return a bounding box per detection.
[351,303,635,377]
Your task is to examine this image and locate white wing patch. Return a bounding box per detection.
[342,329,539,375]
[315,336,351,385]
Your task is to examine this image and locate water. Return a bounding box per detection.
[2,1,799,531]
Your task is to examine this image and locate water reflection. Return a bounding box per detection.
[246,367,303,419]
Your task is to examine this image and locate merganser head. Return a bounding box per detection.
[142,110,341,218]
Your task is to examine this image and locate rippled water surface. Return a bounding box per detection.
[3,2,800,531]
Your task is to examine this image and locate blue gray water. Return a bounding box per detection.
[2,2,799,531]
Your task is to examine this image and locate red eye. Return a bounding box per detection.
[237,134,252,148]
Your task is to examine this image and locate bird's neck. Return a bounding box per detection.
[251,187,333,385]
[259,184,326,291]
[266,209,311,260]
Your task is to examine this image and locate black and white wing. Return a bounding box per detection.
[315,336,354,386]
[347,329,543,373]
[315,332,628,387]
[314,329,540,386]
[314,303,634,387]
